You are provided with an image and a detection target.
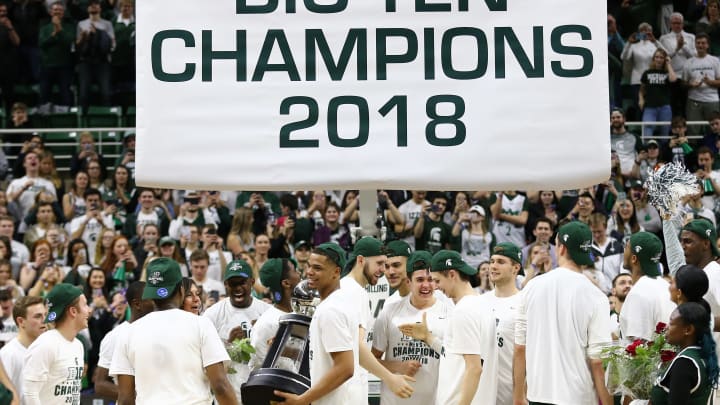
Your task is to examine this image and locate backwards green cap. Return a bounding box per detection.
[407,250,433,275]
[224,259,252,281]
[260,258,285,295]
[142,258,183,300]
[316,242,347,269]
[683,219,720,258]
[45,283,83,323]
[628,232,663,277]
[430,250,477,276]
[385,240,412,258]
[557,221,593,266]
[492,242,523,265]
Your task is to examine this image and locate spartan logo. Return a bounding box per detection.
[563,234,570,243]
[148,271,163,285]
[707,229,712,238]
[445,259,453,267]
[635,245,642,253]
[430,227,442,243]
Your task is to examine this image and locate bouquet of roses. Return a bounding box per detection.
[603,322,676,400]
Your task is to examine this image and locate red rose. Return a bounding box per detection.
[625,339,644,356]
[660,350,676,363]
[655,322,668,334]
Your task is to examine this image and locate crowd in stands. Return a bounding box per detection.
[0,0,719,401]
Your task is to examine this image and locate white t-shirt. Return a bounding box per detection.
[619,276,675,341]
[515,268,612,405]
[10,241,30,280]
[309,288,362,405]
[206,250,233,282]
[0,317,18,346]
[436,294,497,405]
[339,276,371,397]
[476,292,522,405]
[69,214,114,266]
[702,261,720,360]
[203,297,270,382]
[23,329,84,405]
[97,321,130,383]
[110,309,229,405]
[0,338,27,402]
[248,306,286,370]
[6,177,56,218]
[397,199,426,249]
[194,277,225,296]
[373,296,450,405]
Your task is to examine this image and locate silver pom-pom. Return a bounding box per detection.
[644,162,699,217]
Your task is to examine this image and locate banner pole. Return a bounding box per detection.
[352,189,383,243]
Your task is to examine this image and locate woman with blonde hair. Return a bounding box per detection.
[38,150,64,198]
[639,48,677,137]
[95,227,116,266]
[226,207,255,256]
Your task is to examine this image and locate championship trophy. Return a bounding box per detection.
[241,280,320,405]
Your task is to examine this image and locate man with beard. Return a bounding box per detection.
[383,240,412,306]
[374,250,451,405]
[610,108,642,178]
[610,273,633,339]
[203,260,270,381]
[340,237,414,400]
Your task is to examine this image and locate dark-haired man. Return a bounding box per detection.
[375,250,450,405]
[23,283,89,405]
[249,258,301,369]
[114,258,237,404]
[620,232,675,341]
[514,222,613,405]
[683,33,720,127]
[96,281,154,399]
[0,295,46,403]
[274,243,357,405]
[418,250,495,405]
[203,260,270,383]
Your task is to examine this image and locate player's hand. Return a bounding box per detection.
[386,373,415,398]
[400,360,421,377]
[228,326,246,343]
[272,391,308,405]
[398,311,430,342]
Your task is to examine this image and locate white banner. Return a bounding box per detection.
[136,0,609,190]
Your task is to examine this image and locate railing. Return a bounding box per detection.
[625,120,708,143]
[0,127,132,175]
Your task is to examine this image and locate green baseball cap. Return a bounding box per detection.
[407,250,433,275]
[628,232,663,277]
[385,240,412,258]
[557,221,593,266]
[316,242,347,269]
[143,258,184,300]
[683,219,720,257]
[352,237,385,258]
[45,283,83,323]
[492,242,523,265]
[294,240,312,250]
[430,250,477,276]
[224,259,252,281]
[159,236,175,246]
[260,258,284,294]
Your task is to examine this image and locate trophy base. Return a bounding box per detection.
[241,368,311,405]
